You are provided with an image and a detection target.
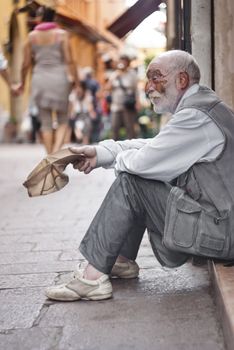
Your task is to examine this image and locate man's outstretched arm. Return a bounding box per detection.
[70,138,150,173]
[115,108,224,182]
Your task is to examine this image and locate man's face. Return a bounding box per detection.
[145,61,180,114]
[117,58,129,71]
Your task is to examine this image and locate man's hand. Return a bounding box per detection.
[69,145,97,174]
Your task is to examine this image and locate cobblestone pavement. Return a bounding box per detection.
[0,144,225,350]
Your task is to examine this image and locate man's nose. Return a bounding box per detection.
[145,81,154,96]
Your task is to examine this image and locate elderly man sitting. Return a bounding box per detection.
[46,50,234,302]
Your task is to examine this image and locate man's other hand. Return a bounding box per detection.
[69,146,97,174]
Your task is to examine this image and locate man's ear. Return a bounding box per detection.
[176,71,189,90]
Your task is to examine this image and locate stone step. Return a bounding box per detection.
[210,261,234,350]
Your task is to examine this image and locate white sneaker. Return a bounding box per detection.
[111,261,139,279]
[45,272,112,301]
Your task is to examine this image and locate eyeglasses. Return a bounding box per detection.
[145,68,178,94]
[147,69,170,83]
[145,73,167,94]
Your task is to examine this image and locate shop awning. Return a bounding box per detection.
[56,8,108,43]
[18,1,121,46]
[57,9,122,47]
[107,0,163,38]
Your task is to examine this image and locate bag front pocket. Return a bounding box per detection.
[163,187,202,253]
[172,201,201,248]
[163,187,230,258]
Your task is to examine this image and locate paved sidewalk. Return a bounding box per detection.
[0,144,225,350]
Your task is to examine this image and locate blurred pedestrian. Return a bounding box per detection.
[102,55,116,118]
[107,54,139,140]
[68,81,93,145]
[20,6,79,154]
[83,67,102,143]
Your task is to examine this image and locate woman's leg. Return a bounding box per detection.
[52,111,69,153]
[53,123,68,153]
[111,111,122,141]
[123,108,136,139]
[42,131,54,154]
[82,135,90,145]
[82,116,91,145]
[38,108,54,154]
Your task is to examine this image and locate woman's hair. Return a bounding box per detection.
[41,6,56,22]
[119,54,131,65]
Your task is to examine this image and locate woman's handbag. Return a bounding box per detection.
[123,93,136,110]
[118,77,136,110]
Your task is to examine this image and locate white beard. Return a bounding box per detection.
[149,85,180,114]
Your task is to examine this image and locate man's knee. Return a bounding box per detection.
[117,172,166,189]
[116,173,162,198]
[118,172,133,180]
[114,173,140,198]
[117,172,138,186]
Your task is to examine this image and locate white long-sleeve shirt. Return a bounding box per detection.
[95,84,225,182]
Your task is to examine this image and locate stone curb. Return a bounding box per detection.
[209,261,234,350]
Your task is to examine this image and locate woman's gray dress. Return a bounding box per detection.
[31,41,71,113]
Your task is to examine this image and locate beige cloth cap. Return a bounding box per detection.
[23,148,84,197]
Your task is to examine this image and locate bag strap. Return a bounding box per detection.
[117,76,135,97]
[117,76,126,91]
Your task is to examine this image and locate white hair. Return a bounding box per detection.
[154,50,201,84]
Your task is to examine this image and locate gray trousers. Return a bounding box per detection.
[79,173,189,274]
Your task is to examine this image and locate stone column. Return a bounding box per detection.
[166,0,176,50]
[9,10,24,136]
[214,0,234,108]
[191,0,212,87]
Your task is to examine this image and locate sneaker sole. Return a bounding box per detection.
[87,293,113,301]
[45,294,81,301]
[46,292,112,302]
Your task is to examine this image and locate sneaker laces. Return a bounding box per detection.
[73,262,85,279]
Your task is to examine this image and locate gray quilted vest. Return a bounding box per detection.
[163,86,234,260]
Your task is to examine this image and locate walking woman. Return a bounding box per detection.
[21,6,79,153]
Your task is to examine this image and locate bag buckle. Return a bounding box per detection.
[214,217,221,225]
